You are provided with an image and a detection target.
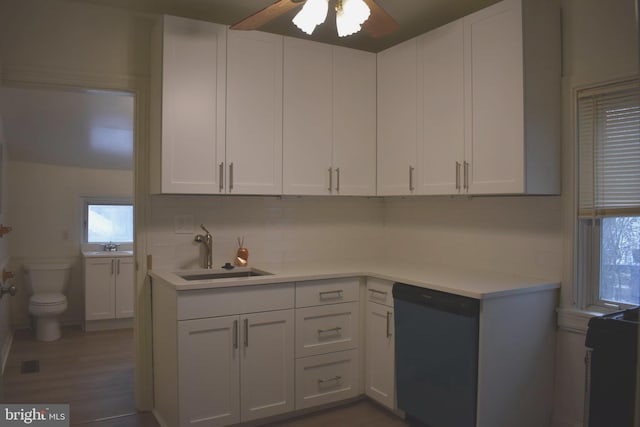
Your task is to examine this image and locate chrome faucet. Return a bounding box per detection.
[194,224,213,269]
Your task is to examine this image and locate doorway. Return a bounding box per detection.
[0,85,142,424]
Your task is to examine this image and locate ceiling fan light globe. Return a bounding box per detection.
[292,0,329,35]
[336,0,370,37]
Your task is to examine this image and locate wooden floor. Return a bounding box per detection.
[1,326,408,427]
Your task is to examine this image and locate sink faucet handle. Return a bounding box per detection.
[200,224,211,234]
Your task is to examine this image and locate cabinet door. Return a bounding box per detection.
[283,37,333,195]
[227,30,283,195]
[159,16,226,194]
[418,20,465,195]
[464,0,524,194]
[332,46,376,196]
[240,310,294,421]
[377,38,419,196]
[178,316,240,427]
[84,258,115,320]
[365,301,395,410]
[115,257,134,319]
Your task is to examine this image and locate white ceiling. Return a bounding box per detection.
[0,87,134,171]
[73,0,502,52]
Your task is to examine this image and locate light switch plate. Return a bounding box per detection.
[174,215,194,234]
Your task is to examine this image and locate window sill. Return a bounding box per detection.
[557,307,604,334]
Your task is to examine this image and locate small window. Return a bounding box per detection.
[84,200,133,243]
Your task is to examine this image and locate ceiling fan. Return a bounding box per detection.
[230,0,399,38]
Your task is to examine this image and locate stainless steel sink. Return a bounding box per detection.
[177,268,272,281]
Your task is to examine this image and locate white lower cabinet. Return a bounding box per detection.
[153,283,295,427]
[177,310,294,426]
[83,256,134,327]
[365,279,395,410]
[294,278,362,411]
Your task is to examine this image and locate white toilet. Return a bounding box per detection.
[24,263,71,342]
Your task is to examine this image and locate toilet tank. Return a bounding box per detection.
[23,263,72,295]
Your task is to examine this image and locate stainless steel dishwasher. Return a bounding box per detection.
[393,282,480,427]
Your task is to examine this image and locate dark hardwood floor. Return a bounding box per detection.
[1,326,408,427]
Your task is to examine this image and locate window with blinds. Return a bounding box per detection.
[578,79,640,217]
[577,78,640,309]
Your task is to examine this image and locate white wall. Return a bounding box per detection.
[554,1,639,426]
[7,161,133,327]
[0,0,151,83]
[147,196,385,271]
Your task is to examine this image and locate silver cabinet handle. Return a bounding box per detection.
[218,162,224,192]
[369,288,388,296]
[319,290,343,299]
[409,166,415,191]
[117,259,120,275]
[244,318,248,348]
[328,167,333,192]
[318,375,342,384]
[386,311,392,337]
[229,162,234,191]
[336,167,340,192]
[111,259,114,275]
[463,161,469,191]
[317,326,342,334]
[233,319,238,349]
[455,161,461,191]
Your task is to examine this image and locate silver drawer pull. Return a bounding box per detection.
[369,289,388,296]
[319,290,343,299]
[318,375,342,384]
[317,326,342,335]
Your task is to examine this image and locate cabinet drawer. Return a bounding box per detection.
[295,349,359,410]
[295,302,359,358]
[295,278,360,308]
[177,283,294,320]
[366,278,394,307]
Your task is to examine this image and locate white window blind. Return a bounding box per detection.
[578,79,640,217]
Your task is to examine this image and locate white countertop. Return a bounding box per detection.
[148,260,559,300]
[82,250,134,258]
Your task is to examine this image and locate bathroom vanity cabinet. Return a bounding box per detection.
[82,252,134,331]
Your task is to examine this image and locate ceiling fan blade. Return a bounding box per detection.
[362,0,400,38]
[231,0,304,31]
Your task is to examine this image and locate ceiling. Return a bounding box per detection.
[0,87,134,170]
[72,0,502,52]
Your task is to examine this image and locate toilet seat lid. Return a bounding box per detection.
[31,293,66,305]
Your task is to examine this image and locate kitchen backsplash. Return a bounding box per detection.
[147,195,386,270]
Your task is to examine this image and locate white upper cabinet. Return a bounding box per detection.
[377,38,419,196]
[417,20,465,195]
[463,0,560,195]
[227,30,284,195]
[283,38,376,196]
[332,46,377,196]
[283,38,333,195]
[377,0,560,196]
[150,15,227,194]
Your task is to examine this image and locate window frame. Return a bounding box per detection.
[576,76,640,311]
[82,197,134,245]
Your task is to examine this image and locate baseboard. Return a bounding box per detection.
[552,415,583,427]
[1,328,13,375]
[84,318,133,332]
